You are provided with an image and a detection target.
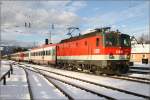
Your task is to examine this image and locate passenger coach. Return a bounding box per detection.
[30,44,56,64]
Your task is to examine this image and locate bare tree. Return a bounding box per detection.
[138,34,150,44]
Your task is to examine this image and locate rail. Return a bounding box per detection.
[28,66,150,99]
[0,64,13,85]
[23,67,34,100]
[19,65,116,100]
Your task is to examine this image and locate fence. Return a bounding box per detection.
[0,64,13,85]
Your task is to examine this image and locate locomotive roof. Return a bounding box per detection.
[60,30,129,43]
[60,31,101,43]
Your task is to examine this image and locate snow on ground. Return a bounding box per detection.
[49,78,105,100]
[23,63,150,98]
[26,69,68,100]
[42,70,144,99]
[0,65,30,99]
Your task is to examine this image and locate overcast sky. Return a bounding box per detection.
[1,0,149,46]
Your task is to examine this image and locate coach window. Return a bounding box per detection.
[51,50,53,55]
[42,51,44,56]
[49,50,51,55]
[46,51,47,55]
[45,51,47,55]
[47,51,48,55]
[96,38,100,47]
[42,51,44,55]
[48,50,50,55]
[47,51,49,55]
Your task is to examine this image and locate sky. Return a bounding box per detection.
[1,0,150,47]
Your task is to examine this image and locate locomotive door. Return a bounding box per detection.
[52,47,56,64]
[87,41,92,64]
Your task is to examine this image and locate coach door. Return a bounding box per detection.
[52,47,56,64]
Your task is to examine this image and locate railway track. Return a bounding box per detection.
[22,67,33,100]
[22,67,72,100]
[20,65,116,100]
[48,64,150,84]
[24,63,150,84]
[108,75,150,84]
[129,66,150,74]
[19,64,150,99]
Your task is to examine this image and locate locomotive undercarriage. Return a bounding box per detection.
[57,60,129,75]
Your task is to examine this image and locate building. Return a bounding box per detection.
[130,44,150,63]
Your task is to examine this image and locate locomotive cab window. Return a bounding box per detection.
[85,41,87,46]
[96,38,100,47]
[76,42,78,46]
[120,34,131,47]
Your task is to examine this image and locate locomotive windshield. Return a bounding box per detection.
[105,33,130,47]
[120,34,131,47]
[105,33,119,46]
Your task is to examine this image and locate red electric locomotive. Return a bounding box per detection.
[57,27,131,74]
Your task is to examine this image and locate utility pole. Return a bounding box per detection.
[49,24,54,44]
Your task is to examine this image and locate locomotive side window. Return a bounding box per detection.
[96,38,100,47]
[85,41,87,46]
[76,42,78,47]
